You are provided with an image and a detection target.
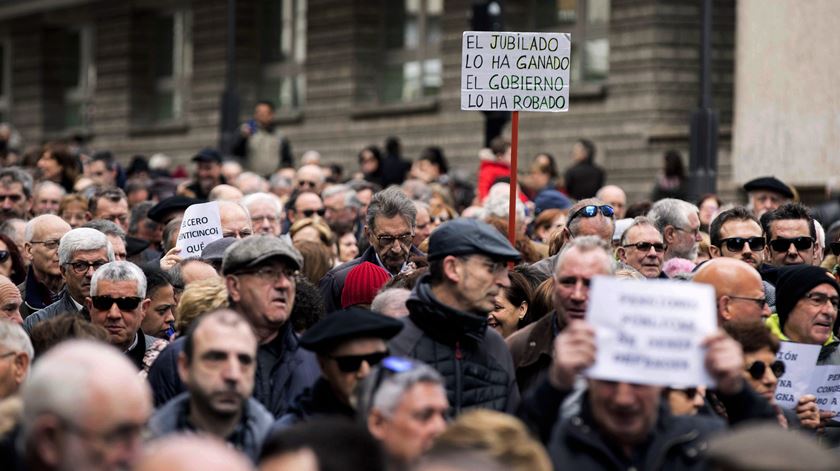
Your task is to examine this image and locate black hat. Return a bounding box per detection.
[775,265,840,329]
[191,147,223,164]
[299,308,404,353]
[125,236,150,257]
[743,176,793,199]
[147,195,203,223]
[427,218,521,262]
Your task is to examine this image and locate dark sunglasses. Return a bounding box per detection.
[91,296,143,311]
[568,205,614,226]
[719,236,766,252]
[747,360,785,380]
[830,241,840,257]
[331,351,389,373]
[301,208,326,218]
[680,387,700,400]
[0,251,8,263]
[622,242,666,253]
[769,237,814,252]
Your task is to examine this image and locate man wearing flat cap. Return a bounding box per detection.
[743,176,793,219]
[390,218,521,415]
[147,236,319,416]
[275,307,403,426]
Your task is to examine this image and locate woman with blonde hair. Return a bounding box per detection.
[289,217,334,247]
[174,277,229,335]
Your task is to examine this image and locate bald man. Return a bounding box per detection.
[596,185,627,219]
[135,435,252,471]
[693,258,771,326]
[0,275,23,324]
[218,200,253,239]
[208,184,245,202]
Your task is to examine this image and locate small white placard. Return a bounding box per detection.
[175,202,223,258]
[775,341,822,410]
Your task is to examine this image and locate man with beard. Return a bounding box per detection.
[744,176,793,219]
[709,207,766,269]
[648,198,702,262]
[147,309,273,462]
[185,148,226,200]
[20,215,71,317]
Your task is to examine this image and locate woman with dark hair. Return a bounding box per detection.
[524,152,559,198]
[488,269,533,338]
[651,149,688,201]
[36,141,80,193]
[411,146,449,184]
[0,233,25,285]
[697,193,722,233]
[358,145,384,186]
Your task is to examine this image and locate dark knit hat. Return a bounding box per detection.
[341,262,391,309]
[775,265,840,328]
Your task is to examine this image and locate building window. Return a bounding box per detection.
[532,0,609,83]
[258,0,306,112]
[0,39,10,123]
[43,25,95,132]
[380,0,443,103]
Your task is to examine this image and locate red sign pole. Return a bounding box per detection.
[508,111,519,245]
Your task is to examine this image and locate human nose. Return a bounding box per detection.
[221,357,244,382]
[106,303,122,319]
[163,308,175,324]
[762,302,772,317]
[614,383,636,406]
[357,360,371,379]
[571,280,588,301]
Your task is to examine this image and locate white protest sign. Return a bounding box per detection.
[586,276,716,386]
[774,342,821,410]
[461,31,571,112]
[807,365,840,420]
[175,202,222,258]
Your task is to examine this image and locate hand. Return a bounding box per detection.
[160,247,182,271]
[796,394,820,430]
[548,320,596,391]
[240,123,253,137]
[702,330,744,396]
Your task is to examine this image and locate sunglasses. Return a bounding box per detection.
[622,242,666,253]
[747,360,785,380]
[769,236,814,252]
[91,296,143,311]
[719,236,766,252]
[568,205,614,226]
[0,251,8,263]
[301,208,326,218]
[331,351,389,373]
[679,387,700,400]
[298,180,318,188]
[830,241,840,257]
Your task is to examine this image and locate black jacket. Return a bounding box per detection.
[17,265,61,319]
[564,160,605,201]
[273,377,356,428]
[23,288,86,335]
[389,276,520,416]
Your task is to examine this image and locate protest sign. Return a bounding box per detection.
[586,276,716,386]
[774,342,821,410]
[461,31,571,112]
[175,202,222,258]
[807,365,840,420]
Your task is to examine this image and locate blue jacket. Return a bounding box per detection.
[23,289,86,335]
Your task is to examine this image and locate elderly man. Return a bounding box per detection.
[616,216,666,279]
[242,192,283,236]
[287,191,325,225]
[508,236,614,392]
[693,258,771,326]
[760,203,817,268]
[148,236,319,416]
[23,228,115,334]
[218,200,254,239]
[20,215,71,317]
[87,187,130,232]
[0,320,32,398]
[0,275,23,325]
[412,201,433,247]
[647,198,702,262]
[85,261,159,368]
[744,176,793,219]
[390,218,521,414]
[278,307,403,425]
[360,358,449,467]
[208,184,244,202]
[322,184,361,232]
[320,187,419,313]
[31,181,65,216]
[371,288,411,318]
[18,340,152,470]
[595,185,627,219]
[128,201,163,259]
[148,309,273,462]
[135,435,252,471]
[0,167,32,223]
[84,219,127,261]
[295,164,326,195]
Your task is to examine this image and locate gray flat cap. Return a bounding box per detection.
[427,218,521,262]
[202,237,238,264]
[222,236,303,275]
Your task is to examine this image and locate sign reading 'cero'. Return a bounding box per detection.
[461,31,571,112]
[176,202,223,258]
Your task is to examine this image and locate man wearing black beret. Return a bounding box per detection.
[743,176,793,219]
[275,307,403,426]
[390,218,522,415]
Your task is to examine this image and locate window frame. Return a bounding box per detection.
[257,0,307,113]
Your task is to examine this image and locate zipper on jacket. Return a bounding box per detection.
[454,340,463,415]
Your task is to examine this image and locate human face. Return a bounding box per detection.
[742,348,780,404]
[413,206,432,247]
[699,197,719,227]
[323,192,356,229]
[61,248,110,303]
[598,187,626,219]
[0,240,10,278]
[337,232,359,262]
[320,338,387,405]
[220,205,253,239]
[359,149,379,175]
[488,290,523,338]
[367,214,413,275]
[570,214,614,243]
[783,283,839,345]
[750,191,786,219]
[451,255,510,316]
[247,200,281,236]
[295,166,323,194]
[108,235,126,262]
[0,182,30,220]
[293,193,324,223]
[618,225,665,278]
[87,160,115,187]
[93,198,129,232]
[134,218,162,248]
[36,152,62,181]
[712,219,765,268]
[665,212,701,260]
[227,260,297,339]
[196,162,222,190]
[553,248,611,322]
[33,186,64,215]
[141,284,175,339]
[180,317,257,417]
[767,219,814,266]
[721,273,770,323]
[254,103,274,128]
[370,382,448,463]
[27,220,70,278]
[589,380,661,449]
[0,343,27,398]
[666,386,706,416]
[61,201,89,228]
[87,279,149,350]
[0,280,23,325]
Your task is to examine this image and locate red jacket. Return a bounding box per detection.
[477,160,529,203]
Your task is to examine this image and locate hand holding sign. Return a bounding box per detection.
[549,320,596,391]
[175,202,223,258]
[795,395,820,430]
[702,330,745,395]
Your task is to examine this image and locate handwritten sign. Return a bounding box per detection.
[774,342,821,410]
[461,31,571,112]
[586,277,716,386]
[175,202,222,258]
[807,365,840,420]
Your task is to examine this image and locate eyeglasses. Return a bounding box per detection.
[30,239,61,250]
[331,351,389,373]
[804,292,840,309]
[729,295,767,310]
[297,180,319,188]
[373,232,413,247]
[301,208,326,218]
[622,242,666,253]
[0,194,22,203]
[719,236,766,252]
[676,387,700,400]
[830,241,840,257]
[747,360,785,380]
[363,356,422,411]
[0,251,8,263]
[769,236,814,252]
[91,296,142,311]
[65,260,108,275]
[567,205,614,226]
[239,265,298,281]
[461,256,507,274]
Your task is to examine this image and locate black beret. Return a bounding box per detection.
[427,218,521,262]
[743,176,793,199]
[191,147,223,164]
[299,308,404,353]
[147,195,203,223]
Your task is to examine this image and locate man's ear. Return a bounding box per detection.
[225,275,241,303]
[663,226,677,244]
[13,352,30,387]
[177,351,190,384]
[442,256,461,284]
[32,415,63,467]
[139,299,151,319]
[367,410,387,440]
[616,247,627,262]
[85,297,93,312]
[718,296,733,322]
[709,244,721,258]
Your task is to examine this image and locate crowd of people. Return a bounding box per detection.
[0,108,839,470]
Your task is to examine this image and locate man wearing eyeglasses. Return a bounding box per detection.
[19,215,71,318]
[760,202,817,268]
[23,228,115,335]
[648,198,702,262]
[287,191,326,226]
[295,164,325,195]
[694,258,771,326]
[218,200,254,239]
[616,216,666,279]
